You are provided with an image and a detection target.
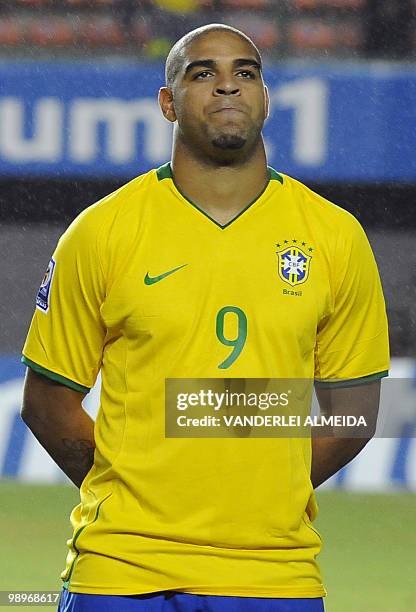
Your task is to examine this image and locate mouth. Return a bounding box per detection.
[210,105,245,115]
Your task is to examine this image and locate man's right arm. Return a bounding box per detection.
[21,368,95,488]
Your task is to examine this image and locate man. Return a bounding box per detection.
[21,24,389,612]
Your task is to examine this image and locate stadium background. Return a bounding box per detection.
[1,1,416,610]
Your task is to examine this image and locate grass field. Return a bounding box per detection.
[0,482,415,611]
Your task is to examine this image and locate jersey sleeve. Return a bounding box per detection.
[22,208,106,393]
[314,217,390,387]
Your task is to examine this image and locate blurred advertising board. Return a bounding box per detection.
[0,61,414,181]
[1,355,416,490]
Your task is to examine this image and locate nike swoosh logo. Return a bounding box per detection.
[144,264,188,286]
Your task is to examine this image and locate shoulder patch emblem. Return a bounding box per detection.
[36,258,56,313]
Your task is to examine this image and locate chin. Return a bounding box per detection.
[211,134,247,150]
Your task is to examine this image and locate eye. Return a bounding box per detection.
[237,70,256,79]
[194,71,214,80]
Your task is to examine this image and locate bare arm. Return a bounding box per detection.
[311,380,381,489]
[21,368,95,488]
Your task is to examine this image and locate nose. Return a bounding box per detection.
[215,85,240,96]
[214,76,240,96]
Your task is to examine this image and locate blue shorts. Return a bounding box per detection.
[58,588,325,611]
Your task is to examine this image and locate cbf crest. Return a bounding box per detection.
[276,240,313,287]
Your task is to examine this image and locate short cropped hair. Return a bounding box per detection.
[165,24,262,89]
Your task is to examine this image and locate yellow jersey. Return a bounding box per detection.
[22,164,389,598]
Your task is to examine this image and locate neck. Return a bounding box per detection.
[171,138,269,226]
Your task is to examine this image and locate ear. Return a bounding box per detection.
[159,87,177,123]
[264,85,270,120]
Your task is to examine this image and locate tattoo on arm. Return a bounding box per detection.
[61,438,95,482]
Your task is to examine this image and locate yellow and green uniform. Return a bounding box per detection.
[22,164,389,598]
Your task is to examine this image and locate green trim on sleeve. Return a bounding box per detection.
[314,370,389,389]
[21,356,90,394]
